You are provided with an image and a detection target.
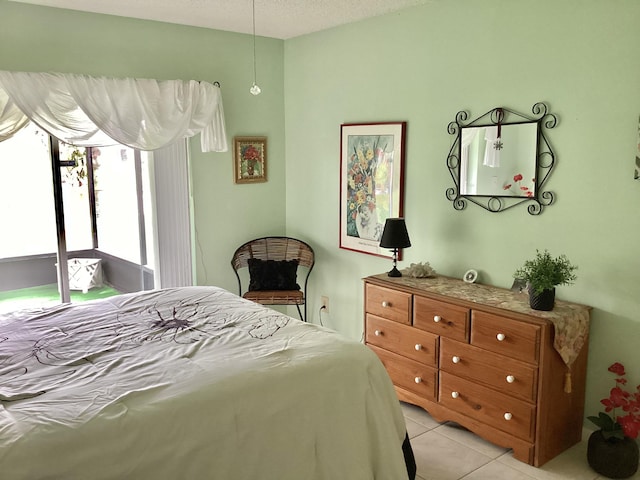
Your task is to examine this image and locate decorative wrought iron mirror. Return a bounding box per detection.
[446,102,557,214]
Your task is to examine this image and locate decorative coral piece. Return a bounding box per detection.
[402,262,436,278]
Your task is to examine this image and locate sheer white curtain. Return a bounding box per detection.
[0,71,228,152]
[0,89,29,141]
[0,71,225,290]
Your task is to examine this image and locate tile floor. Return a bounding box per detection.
[401,402,640,480]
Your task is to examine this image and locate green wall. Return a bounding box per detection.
[0,0,286,294]
[284,0,640,423]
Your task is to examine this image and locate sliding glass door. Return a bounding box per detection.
[0,124,57,259]
[59,142,94,253]
[0,121,194,311]
[0,124,61,307]
[93,146,155,290]
[0,125,155,308]
[93,146,141,263]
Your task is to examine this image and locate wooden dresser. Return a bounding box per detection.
[364,273,591,467]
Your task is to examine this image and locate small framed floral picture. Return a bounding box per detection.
[339,122,406,258]
[234,136,267,184]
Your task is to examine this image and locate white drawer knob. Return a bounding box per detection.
[451,391,459,399]
[504,412,513,421]
[506,375,515,383]
[381,301,389,307]
[452,356,460,364]
[415,344,422,351]
[414,377,422,384]
[496,333,506,341]
[433,315,441,323]
[374,330,382,336]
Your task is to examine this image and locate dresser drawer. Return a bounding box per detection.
[366,314,438,366]
[365,284,411,325]
[470,311,540,365]
[439,371,535,442]
[368,344,437,401]
[440,338,538,402]
[413,295,469,342]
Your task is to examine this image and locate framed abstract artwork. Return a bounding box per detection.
[234,136,267,184]
[339,122,406,258]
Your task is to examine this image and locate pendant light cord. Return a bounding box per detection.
[252,0,258,85]
[251,0,257,89]
[249,0,261,94]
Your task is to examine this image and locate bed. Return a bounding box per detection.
[0,286,415,479]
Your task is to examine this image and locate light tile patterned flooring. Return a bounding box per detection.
[401,402,640,480]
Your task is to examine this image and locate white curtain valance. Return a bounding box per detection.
[0,89,29,141]
[0,71,227,152]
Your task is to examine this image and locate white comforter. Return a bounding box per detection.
[0,286,409,479]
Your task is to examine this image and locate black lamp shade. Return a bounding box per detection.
[379,218,411,249]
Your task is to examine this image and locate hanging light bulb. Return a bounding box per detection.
[250,0,261,95]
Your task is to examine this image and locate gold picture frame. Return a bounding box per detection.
[234,136,267,184]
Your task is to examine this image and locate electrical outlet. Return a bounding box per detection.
[321,296,329,313]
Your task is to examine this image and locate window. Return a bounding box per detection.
[59,142,93,252]
[93,145,142,264]
[0,126,157,302]
[0,123,57,258]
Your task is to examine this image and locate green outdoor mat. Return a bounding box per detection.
[0,283,121,312]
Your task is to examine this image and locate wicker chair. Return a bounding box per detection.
[231,237,315,322]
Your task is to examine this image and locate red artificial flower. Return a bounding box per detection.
[513,173,523,182]
[589,362,640,440]
[609,362,626,376]
[607,387,628,408]
[619,415,640,439]
[503,184,512,190]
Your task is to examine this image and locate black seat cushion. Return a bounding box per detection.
[248,259,300,291]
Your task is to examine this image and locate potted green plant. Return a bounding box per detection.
[513,249,577,311]
[587,362,639,478]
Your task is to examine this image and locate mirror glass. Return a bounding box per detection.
[459,122,538,197]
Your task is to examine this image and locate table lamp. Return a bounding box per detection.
[379,218,411,277]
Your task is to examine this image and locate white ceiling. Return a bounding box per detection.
[10,0,431,40]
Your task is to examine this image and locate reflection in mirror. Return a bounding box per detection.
[460,123,538,197]
[446,103,557,215]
